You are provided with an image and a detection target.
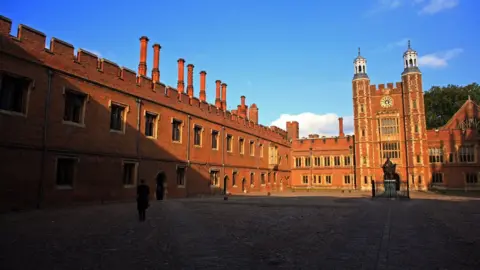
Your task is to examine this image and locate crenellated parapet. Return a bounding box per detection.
[0,15,290,146]
[292,135,354,150]
[368,82,403,96]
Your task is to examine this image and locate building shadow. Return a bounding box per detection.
[1,22,277,212]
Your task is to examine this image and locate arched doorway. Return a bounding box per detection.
[223,175,229,195]
[394,173,400,191]
[156,172,166,200]
[242,178,246,193]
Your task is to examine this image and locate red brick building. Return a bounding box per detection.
[1,17,478,211]
[0,16,291,211]
[289,44,480,192]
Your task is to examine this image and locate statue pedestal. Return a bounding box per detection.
[384,180,397,197]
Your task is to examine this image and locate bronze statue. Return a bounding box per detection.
[382,157,396,180]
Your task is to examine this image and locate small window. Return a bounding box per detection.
[432,172,443,183]
[259,144,264,158]
[344,175,351,184]
[466,173,478,184]
[412,100,417,109]
[418,175,422,184]
[344,156,351,166]
[122,162,137,186]
[110,103,126,131]
[362,129,365,137]
[211,130,219,150]
[414,125,419,133]
[416,155,421,163]
[314,157,321,166]
[0,73,30,114]
[210,170,219,186]
[177,167,186,186]
[260,173,266,185]
[325,175,332,184]
[239,138,245,154]
[334,156,341,166]
[63,90,86,124]
[305,157,311,167]
[295,157,302,167]
[360,104,364,113]
[226,135,233,152]
[448,153,454,163]
[232,172,237,186]
[302,175,308,184]
[273,172,277,183]
[172,119,182,142]
[194,125,202,146]
[56,157,76,187]
[145,112,158,137]
[249,141,255,156]
[324,156,331,167]
[250,173,254,186]
[364,176,368,184]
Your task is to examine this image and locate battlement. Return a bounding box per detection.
[0,15,289,145]
[368,82,403,95]
[293,134,354,149]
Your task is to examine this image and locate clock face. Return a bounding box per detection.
[380,96,394,108]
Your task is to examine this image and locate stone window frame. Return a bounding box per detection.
[108,100,130,134]
[55,155,79,190]
[121,160,138,188]
[0,71,34,118]
[192,123,204,148]
[171,117,184,144]
[144,110,160,139]
[62,86,89,128]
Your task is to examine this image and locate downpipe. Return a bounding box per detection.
[135,98,142,190]
[186,115,191,197]
[37,69,53,209]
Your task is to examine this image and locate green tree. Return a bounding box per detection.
[424,83,480,129]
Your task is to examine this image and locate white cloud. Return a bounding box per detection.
[419,0,459,14]
[368,0,458,15]
[418,48,463,68]
[270,113,354,138]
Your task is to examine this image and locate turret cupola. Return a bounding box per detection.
[353,47,368,80]
[402,40,421,75]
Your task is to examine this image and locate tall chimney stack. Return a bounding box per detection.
[199,71,207,102]
[338,117,345,137]
[138,36,149,76]
[241,95,246,107]
[215,80,222,108]
[151,43,161,82]
[187,64,194,98]
[177,58,185,93]
[221,83,227,111]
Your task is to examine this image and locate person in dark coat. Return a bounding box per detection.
[137,179,150,222]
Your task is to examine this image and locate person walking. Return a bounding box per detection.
[137,179,150,222]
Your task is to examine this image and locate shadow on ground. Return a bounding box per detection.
[1,193,480,269]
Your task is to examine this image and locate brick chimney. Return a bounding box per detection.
[151,43,161,82]
[138,36,149,76]
[338,117,345,137]
[249,103,258,124]
[177,58,185,93]
[286,121,299,140]
[215,80,222,108]
[187,64,194,98]
[221,83,227,111]
[199,71,206,102]
[239,95,248,118]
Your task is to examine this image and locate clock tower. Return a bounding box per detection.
[401,41,430,190]
[352,48,374,190]
[352,42,429,190]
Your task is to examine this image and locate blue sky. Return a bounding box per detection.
[2,0,478,136]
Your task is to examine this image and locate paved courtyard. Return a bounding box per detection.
[1,192,480,269]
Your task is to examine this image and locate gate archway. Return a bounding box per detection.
[156,171,166,200]
[223,175,229,195]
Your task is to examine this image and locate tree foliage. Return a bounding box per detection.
[424,83,480,129]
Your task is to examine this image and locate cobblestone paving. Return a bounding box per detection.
[1,192,480,270]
